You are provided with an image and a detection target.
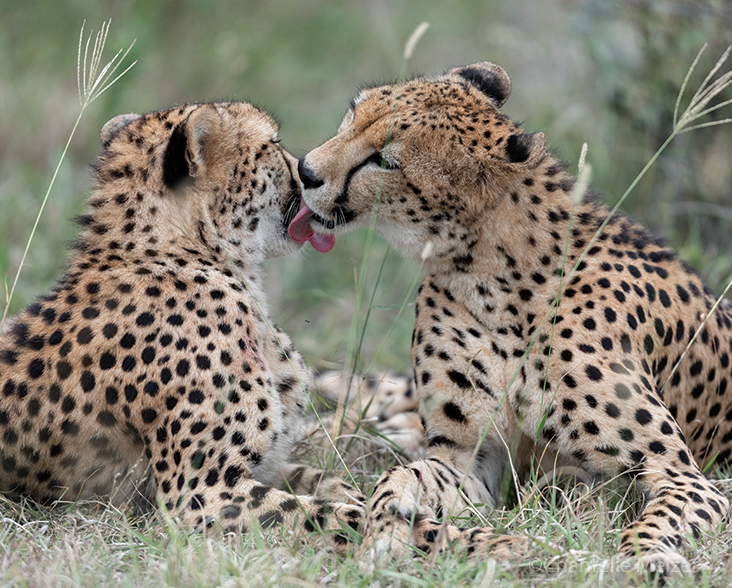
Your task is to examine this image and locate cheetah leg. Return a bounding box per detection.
[148,421,363,553]
[618,451,729,565]
[272,464,365,505]
[519,364,730,568]
[358,446,530,561]
[163,474,363,555]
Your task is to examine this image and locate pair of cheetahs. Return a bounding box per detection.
[1,62,731,572]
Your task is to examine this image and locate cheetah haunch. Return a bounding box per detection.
[292,62,732,566]
[0,102,362,552]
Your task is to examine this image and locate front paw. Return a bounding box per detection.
[313,476,365,506]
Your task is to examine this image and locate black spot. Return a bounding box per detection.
[136,312,155,327]
[224,465,242,487]
[643,335,654,355]
[77,327,94,345]
[584,421,600,435]
[141,346,156,364]
[80,371,95,392]
[619,428,634,442]
[97,411,117,427]
[585,365,602,381]
[99,352,116,370]
[447,370,471,389]
[144,381,159,397]
[443,402,466,423]
[28,358,45,379]
[176,359,190,377]
[649,441,666,454]
[635,409,652,426]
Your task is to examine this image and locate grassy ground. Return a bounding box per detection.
[2,0,732,586]
[1,442,731,587]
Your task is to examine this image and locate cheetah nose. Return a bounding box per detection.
[298,158,325,190]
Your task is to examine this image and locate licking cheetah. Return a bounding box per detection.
[291,61,732,566]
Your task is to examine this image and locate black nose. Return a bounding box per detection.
[298,157,324,190]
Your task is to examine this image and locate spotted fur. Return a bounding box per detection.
[296,62,732,566]
[0,102,364,552]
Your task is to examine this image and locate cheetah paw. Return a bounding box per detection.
[312,477,365,506]
[640,551,691,577]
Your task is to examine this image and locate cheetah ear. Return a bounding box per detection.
[504,132,548,167]
[185,104,224,175]
[100,113,142,149]
[450,62,512,108]
[163,104,223,189]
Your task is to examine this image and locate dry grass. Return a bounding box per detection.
[1,425,731,587]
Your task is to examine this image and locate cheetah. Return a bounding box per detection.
[290,62,732,566]
[0,101,365,552]
[310,371,422,454]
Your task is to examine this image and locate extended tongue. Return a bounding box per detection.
[288,202,315,242]
[309,231,336,253]
[287,200,336,253]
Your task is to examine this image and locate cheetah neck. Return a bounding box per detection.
[69,186,268,316]
[422,160,593,325]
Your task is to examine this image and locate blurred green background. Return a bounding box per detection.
[1,0,731,374]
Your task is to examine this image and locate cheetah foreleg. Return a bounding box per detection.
[359,457,528,561]
[273,464,365,506]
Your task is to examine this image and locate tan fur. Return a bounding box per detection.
[298,62,731,567]
[0,102,363,553]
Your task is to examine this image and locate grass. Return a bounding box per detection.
[1,20,136,330]
[2,3,732,587]
[1,459,731,587]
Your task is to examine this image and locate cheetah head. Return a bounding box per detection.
[290,62,549,260]
[99,102,303,264]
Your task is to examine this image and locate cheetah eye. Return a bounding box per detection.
[365,150,400,171]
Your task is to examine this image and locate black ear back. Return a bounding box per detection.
[505,133,532,163]
[452,62,512,107]
[505,132,548,167]
[162,122,190,189]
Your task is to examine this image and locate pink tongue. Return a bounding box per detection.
[288,200,336,253]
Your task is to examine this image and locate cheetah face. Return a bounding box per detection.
[290,62,548,260]
[101,102,303,265]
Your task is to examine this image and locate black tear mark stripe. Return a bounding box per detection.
[334,152,393,205]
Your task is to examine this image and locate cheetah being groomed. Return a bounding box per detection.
[0,102,367,552]
[290,62,732,567]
